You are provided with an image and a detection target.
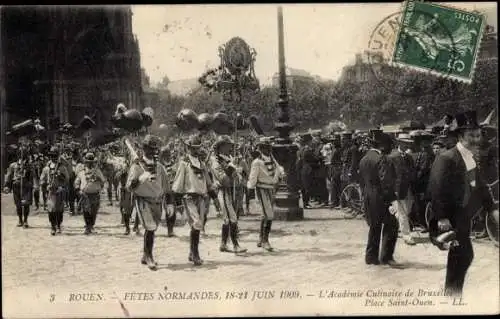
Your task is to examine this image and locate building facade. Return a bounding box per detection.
[1,6,143,132]
[271,67,325,89]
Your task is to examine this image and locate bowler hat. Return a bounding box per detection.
[450,110,480,131]
[214,135,234,151]
[185,135,202,148]
[48,146,58,155]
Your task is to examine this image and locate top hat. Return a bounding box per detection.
[396,132,414,144]
[185,135,203,148]
[214,135,234,151]
[142,134,161,149]
[83,152,97,163]
[300,133,312,143]
[371,130,393,148]
[450,110,480,131]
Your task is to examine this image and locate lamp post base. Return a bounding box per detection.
[272,142,304,221]
[274,189,303,221]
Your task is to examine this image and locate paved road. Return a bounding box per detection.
[2,193,499,317]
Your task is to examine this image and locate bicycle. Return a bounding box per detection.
[425,179,499,246]
[340,182,365,219]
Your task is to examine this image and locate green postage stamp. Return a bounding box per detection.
[392,0,486,83]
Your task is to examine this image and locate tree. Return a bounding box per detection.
[156,75,171,91]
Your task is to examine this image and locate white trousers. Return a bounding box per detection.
[395,191,414,236]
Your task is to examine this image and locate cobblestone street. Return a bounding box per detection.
[2,193,499,317]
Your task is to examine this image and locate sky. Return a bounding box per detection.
[131,2,497,86]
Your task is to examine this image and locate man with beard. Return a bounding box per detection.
[428,110,495,296]
[359,130,402,267]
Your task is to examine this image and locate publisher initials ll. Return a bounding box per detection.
[452,297,466,306]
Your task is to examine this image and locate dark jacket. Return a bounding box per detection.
[388,150,416,200]
[359,149,396,226]
[427,146,494,236]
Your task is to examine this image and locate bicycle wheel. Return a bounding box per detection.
[486,209,499,246]
[340,184,364,217]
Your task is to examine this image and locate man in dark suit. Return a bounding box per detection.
[428,110,495,296]
[359,130,401,267]
[297,134,316,208]
[389,133,417,245]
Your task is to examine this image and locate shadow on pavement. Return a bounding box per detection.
[241,246,328,257]
[309,252,355,262]
[400,261,446,271]
[157,259,263,271]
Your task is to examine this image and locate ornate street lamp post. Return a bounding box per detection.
[272,6,303,220]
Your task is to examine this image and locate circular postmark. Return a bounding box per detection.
[367,10,458,97]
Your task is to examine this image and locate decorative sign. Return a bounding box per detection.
[223,37,252,74]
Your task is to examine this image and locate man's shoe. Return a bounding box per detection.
[17,221,24,227]
[23,223,29,228]
[404,236,417,245]
[220,244,230,252]
[261,242,273,251]
[84,228,91,235]
[124,228,130,235]
[365,260,380,265]
[233,245,248,254]
[51,229,56,236]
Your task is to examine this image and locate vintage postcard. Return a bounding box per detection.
[1,2,498,318]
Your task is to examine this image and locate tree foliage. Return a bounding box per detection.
[150,58,497,134]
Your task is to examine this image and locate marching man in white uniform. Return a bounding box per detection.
[172,135,217,266]
[74,152,106,235]
[247,137,284,251]
[126,135,170,271]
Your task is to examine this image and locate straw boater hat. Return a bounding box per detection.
[395,132,414,144]
[341,130,353,139]
[214,135,234,151]
[257,136,273,149]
